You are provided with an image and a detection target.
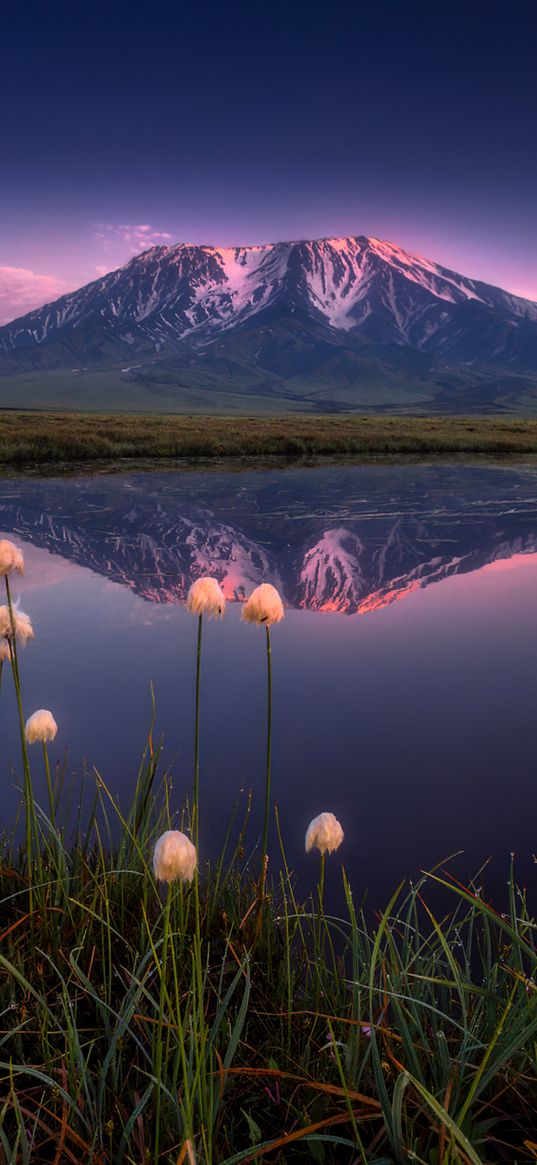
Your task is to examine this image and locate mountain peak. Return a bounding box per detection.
[1,235,537,411]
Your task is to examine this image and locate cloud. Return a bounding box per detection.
[0,267,68,325]
[95,223,173,255]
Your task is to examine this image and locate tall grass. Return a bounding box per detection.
[1,789,535,1163]
[3,411,537,466]
[0,570,536,1162]
[0,773,536,1161]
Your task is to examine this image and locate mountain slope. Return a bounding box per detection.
[1,236,537,413]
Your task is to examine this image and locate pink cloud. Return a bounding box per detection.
[0,266,69,325]
[95,222,173,255]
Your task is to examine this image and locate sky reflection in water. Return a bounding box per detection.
[1,462,537,907]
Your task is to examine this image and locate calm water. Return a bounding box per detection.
[1,461,537,906]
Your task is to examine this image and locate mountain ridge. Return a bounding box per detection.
[2,236,537,414]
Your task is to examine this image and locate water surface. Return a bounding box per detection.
[1,462,536,906]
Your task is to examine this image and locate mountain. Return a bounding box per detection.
[2,237,537,413]
[2,463,537,614]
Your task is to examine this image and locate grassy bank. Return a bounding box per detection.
[2,411,537,466]
[1,550,536,1163]
[2,812,536,1164]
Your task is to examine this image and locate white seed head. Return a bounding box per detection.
[0,639,12,663]
[187,576,226,618]
[25,709,58,744]
[0,540,25,577]
[0,603,35,645]
[305,812,344,856]
[241,583,284,627]
[153,830,197,884]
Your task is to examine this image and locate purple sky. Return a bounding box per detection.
[1,0,535,324]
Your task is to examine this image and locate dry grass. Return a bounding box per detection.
[2,410,537,465]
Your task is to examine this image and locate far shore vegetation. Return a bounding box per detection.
[3,410,537,468]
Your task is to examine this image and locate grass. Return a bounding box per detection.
[1,779,536,1163]
[3,411,537,467]
[1,561,536,1163]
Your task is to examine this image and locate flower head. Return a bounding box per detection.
[0,603,35,646]
[305,812,344,856]
[0,540,25,578]
[153,830,197,883]
[25,709,58,744]
[187,576,225,618]
[0,639,12,663]
[242,583,284,627]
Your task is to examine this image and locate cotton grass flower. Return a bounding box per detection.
[0,639,12,663]
[187,576,225,618]
[25,709,58,744]
[0,539,25,577]
[153,830,197,884]
[25,711,58,831]
[0,603,34,645]
[305,812,344,856]
[241,583,284,626]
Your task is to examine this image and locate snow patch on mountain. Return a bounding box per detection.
[1,235,537,373]
[298,528,365,612]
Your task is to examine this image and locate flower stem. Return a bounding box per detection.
[154,884,172,1163]
[312,853,327,1009]
[5,576,36,912]
[260,625,272,899]
[316,852,326,961]
[43,741,55,831]
[193,613,203,850]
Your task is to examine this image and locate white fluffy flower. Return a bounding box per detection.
[0,540,25,578]
[242,583,284,627]
[25,709,58,744]
[187,576,225,618]
[0,639,12,663]
[0,603,35,645]
[305,812,344,856]
[153,830,197,883]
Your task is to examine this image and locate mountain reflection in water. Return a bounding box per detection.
[1,462,537,907]
[1,463,537,613]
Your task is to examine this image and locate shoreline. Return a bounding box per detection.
[4,450,537,479]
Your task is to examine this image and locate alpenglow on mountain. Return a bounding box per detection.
[2,236,537,413]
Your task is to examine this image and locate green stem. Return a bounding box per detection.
[314,853,326,1005]
[168,886,193,1143]
[154,885,172,1164]
[193,613,203,850]
[5,577,36,912]
[43,741,55,831]
[192,613,203,956]
[260,625,272,898]
[318,852,326,942]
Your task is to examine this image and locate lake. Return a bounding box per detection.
[1,461,536,907]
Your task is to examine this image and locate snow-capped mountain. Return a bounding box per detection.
[2,464,537,615]
[1,238,537,409]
